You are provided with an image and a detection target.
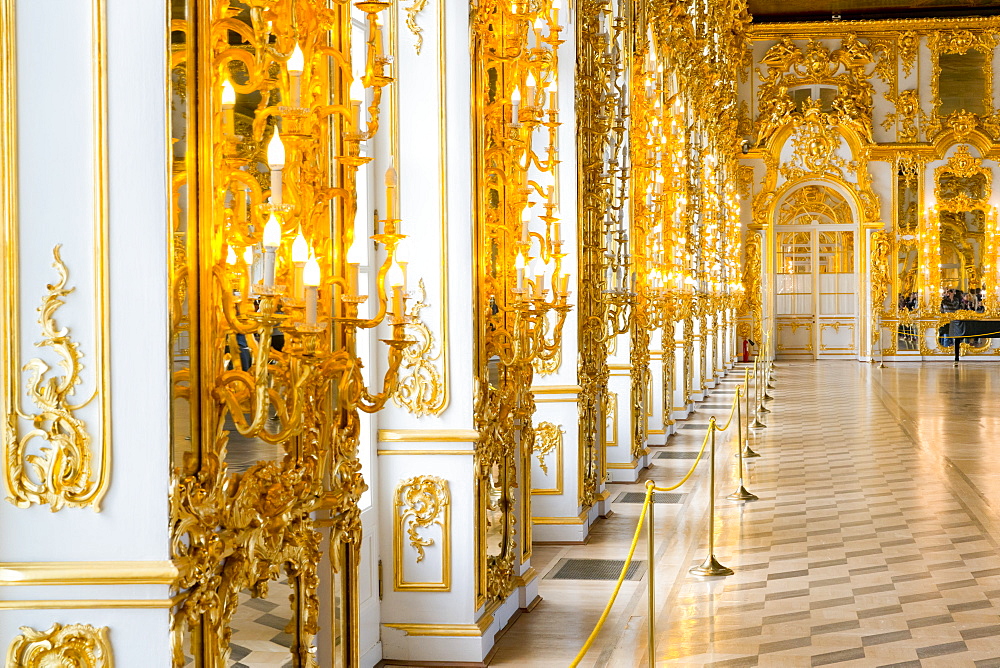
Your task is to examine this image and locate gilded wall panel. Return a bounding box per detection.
[393,475,450,591]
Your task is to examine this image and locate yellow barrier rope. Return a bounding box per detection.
[569,375,748,666]
[567,484,653,668]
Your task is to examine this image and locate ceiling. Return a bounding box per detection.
[750,0,1000,23]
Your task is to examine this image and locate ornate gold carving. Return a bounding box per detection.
[935,145,991,212]
[780,104,855,180]
[393,476,450,590]
[6,623,112,667]
[899,31,919,77]
[883,89,925,143]
[756,35,877,144]
[740,233,763,344]
[404,0,430,54]
[737,165,754,200]
[4,246,106,511]
[394,279,447,417]
[870,230,891,356]
[532,422,561,476]
[603,390,618,447]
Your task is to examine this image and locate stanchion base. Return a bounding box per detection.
[728,485,758,501]
[750,419,766,429]
[762,391,774,401]
[689,555,734,577]
[757,404,771,414]
[878,361,886,369]
[742,444,761,458]
[766,381,776,389]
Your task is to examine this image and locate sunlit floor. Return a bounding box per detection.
[489,361,1000,667]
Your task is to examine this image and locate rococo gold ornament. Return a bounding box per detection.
[4,246,107,512]
[5,623,113,668]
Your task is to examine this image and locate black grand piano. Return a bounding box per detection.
[948,320,1000,363]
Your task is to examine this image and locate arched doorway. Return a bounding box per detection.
[773,184,859,358]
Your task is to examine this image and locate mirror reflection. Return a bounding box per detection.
[939,209,986,313]
[485,462,506,557]
[939,50,988,116]
[228,578,296,667]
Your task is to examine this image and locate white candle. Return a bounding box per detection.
[303,256,320,325]
[262,214,282,288]
[291,231,308,299]
[288,45,304,107]
[511,87,521,126]
[267,131,285,205]
[350,79,364,133]
[385,165,398,220]
[392,285,404,316]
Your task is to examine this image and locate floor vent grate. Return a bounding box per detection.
[655,451,700,459]
[547,558,646,581]
[614,492,685,504]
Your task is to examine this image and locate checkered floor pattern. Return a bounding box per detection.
[660,362,1000,667]
[228,579,294,667]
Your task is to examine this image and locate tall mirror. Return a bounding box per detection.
[894,165,919,350]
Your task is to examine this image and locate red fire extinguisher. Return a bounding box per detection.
[742,339,750,363]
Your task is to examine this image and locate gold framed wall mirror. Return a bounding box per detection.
[168,0,397,665]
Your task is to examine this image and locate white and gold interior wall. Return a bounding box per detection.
[1,0,173,664]
[740,19,1000,361]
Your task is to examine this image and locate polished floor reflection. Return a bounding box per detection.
[488,361,1000,666]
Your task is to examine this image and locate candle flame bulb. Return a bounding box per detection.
[292,231,309,263]
[267,130,285,168]
[515,250,526,270]
[511,87,521,105]
[263,214,282,249]
[226,246,237,265]
[222,80,236,106]
[243,247,254,266]
[385,164,398,187]
[387,259,405,288]
[303,256,321,287]
[526,72,536,88]
[288,44,304,74]
[350,78,364,103]
[347,232,367,264]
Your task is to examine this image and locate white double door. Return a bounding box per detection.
[774,226,858,358]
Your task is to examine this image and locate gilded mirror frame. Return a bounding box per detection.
[928,30,995,136]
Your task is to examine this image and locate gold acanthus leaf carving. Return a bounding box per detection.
[395,475,449,562]
[6,623,112,667]
[404,0,430,54]
[394,279,447,417]
[899,31,919,77]
[4,245,104,511]
[533,422,563,476]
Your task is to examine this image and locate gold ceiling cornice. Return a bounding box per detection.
[750,14,1000,39]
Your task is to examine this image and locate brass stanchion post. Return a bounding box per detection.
[646,480,656,667]
[728,386,758,501]
[690,419,734,577]
[743,367,761,457]
[750,357,768,427]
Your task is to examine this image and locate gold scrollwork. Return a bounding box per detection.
[6,623,112,667]
[899,30,919,77]
[532,422,563,494]
[394,279,448,417]
[404,0,429,55]
[4,246,107,511]
[393,475,450,591]
[883,89,925,143]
